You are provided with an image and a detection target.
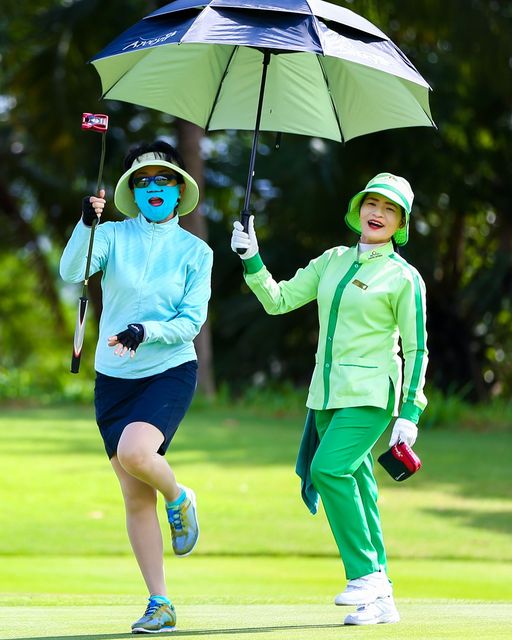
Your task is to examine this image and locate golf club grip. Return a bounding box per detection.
[70,352,81,374]
[236,211,251,255]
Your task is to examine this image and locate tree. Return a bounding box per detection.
[177,119,216,396]
[2,0,512,401]
[204,0,512,400]
[1,0,215,394]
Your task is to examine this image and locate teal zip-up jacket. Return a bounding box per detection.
[243,241,428,422]
[60,214,213,379]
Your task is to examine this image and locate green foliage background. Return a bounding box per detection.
[1,0,512,404]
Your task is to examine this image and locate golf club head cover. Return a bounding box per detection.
[378,442,422,482]
[115,323,145,352]
[82,196,98,227]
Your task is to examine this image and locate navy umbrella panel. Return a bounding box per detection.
[147,0,389,41]
[92,0,434,143]
[91,0,434,229]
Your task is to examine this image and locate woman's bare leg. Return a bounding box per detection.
[111,421,186,594]
[111,455,167,595]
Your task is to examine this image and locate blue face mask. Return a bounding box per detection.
[134,184,180,222]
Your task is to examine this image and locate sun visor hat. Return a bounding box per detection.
[114,152,200,217]
[345,173,414,246]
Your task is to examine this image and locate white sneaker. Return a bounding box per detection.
[334,571,392,606]
[344,595,400,625]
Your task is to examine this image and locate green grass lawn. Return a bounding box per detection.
[0,404,511,639]
[1,602,511,640]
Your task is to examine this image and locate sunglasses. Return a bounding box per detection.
[132,174,180,189]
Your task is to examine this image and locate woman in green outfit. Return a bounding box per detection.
[230,173,428,626]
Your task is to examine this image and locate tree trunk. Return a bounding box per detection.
[176,119,216,397]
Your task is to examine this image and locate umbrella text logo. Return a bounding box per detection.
[123,32,177,51]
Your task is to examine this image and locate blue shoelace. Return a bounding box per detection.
[145,598,171,617]
[144,601,160,616]
[168,504,184,531]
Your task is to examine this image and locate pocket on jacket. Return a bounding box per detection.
[333,360,389,403]
[339,359,379,370]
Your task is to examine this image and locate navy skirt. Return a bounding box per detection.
[94,360,198,459]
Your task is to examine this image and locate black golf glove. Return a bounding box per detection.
[115,323,145,352]
[82,196,99,227]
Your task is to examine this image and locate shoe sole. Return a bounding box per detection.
[344,614,400,626]
[175,486,199,558]
[132,626,177,634]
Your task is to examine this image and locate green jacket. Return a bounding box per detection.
[243,241,428,423]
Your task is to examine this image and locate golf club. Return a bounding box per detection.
[70,112,108,374]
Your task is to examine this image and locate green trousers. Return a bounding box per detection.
[310,389,394,580]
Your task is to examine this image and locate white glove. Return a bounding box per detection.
[231,215,259,260]
[389,418,418,447]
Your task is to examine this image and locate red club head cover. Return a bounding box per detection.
[378,442,422,481]
[82,113,109,132]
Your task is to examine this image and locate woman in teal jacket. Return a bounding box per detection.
[60,141,213,634]
[231,173,428,626]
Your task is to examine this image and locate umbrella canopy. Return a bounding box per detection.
[91,0,434,144]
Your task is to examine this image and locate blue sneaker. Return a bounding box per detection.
[131,598,176,634]
[166,485,199,557]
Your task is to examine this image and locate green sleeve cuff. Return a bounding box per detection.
[399,402,422,424]
[242,253,264,275]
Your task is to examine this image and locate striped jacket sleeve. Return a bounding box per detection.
[242,251,327,315]
[394,265,429,424]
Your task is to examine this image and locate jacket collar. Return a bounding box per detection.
[357,241,394,263]
[136,211,180,235]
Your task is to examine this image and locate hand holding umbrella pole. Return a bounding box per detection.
[70,113,108,374]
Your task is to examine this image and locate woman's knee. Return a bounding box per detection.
[311,457,333,487]
[310,456,352,488]
[110,454,157,513]
[117,441,152,476]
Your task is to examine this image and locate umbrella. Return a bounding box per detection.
[90,0,435,233]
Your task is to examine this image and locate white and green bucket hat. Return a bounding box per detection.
[114,151,199,217]
[345,172,414,246]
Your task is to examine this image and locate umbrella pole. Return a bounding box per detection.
[238,50,271,244]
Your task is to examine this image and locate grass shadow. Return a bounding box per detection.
[13,621,342,640]
[422,508,512,535]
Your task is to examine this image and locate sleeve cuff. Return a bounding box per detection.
[141,320,157,343]
[242,253,264,275]
[399,402,422,424]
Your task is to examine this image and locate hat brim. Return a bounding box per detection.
[114,159,199,217]
[345,188,410,246]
